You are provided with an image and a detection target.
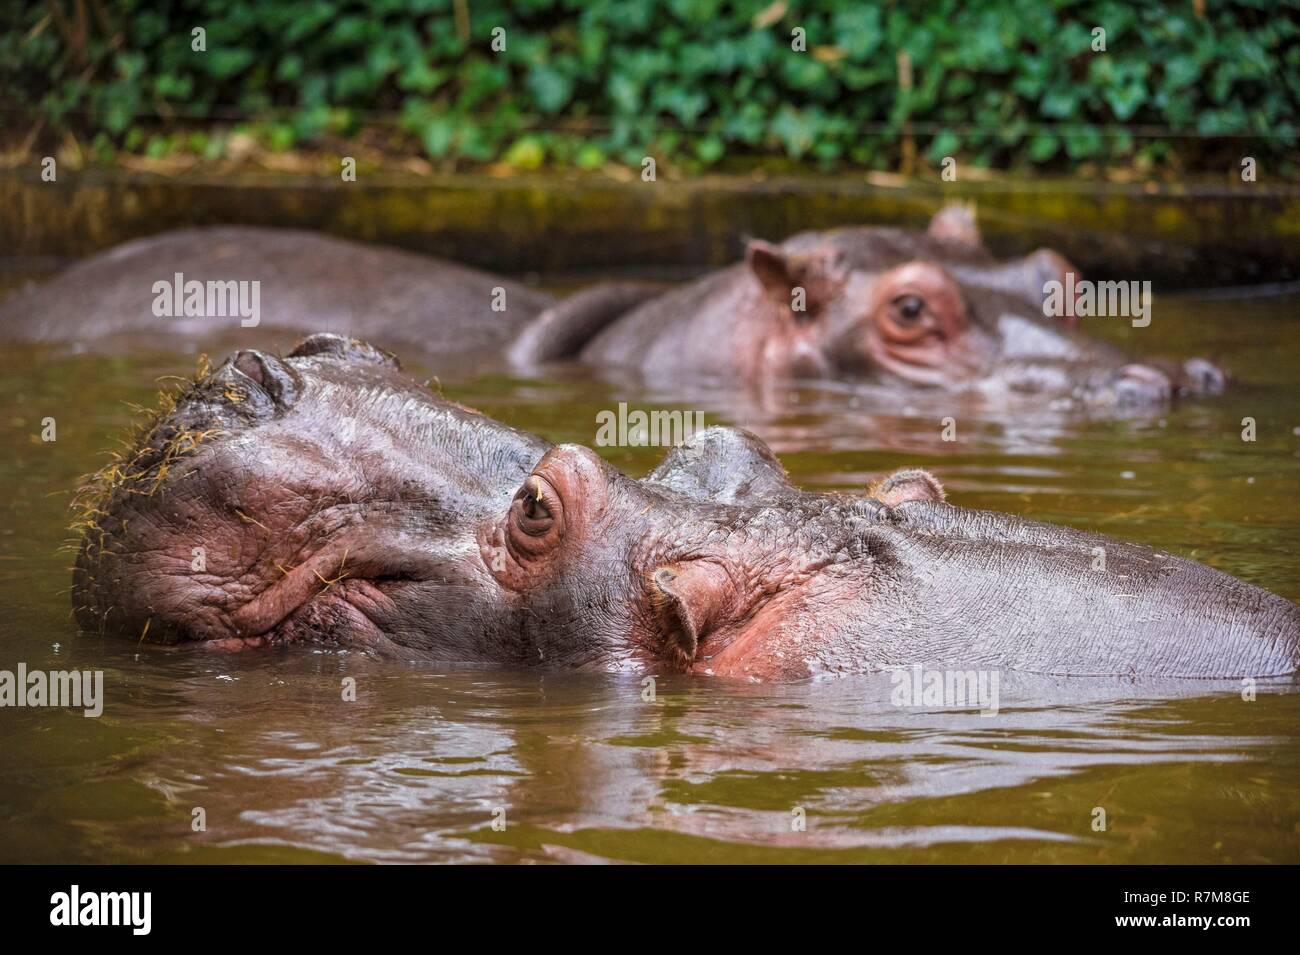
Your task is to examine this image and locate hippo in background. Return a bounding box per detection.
[511,206,1228,409]
[0,225,555,362]
[72,334,1297,681]
[4,210,1226,409]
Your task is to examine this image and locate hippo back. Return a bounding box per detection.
[0,226,554,361]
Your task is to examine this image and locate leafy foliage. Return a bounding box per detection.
[3,0,1296,171]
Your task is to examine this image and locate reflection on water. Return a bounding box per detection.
[2,652,1296,863]
[0,286,1297,863]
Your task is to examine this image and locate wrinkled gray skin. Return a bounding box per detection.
[74,335,1297,681]
[513,206,1228,408]
[0,226,553,361]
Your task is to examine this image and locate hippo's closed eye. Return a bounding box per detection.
[486,445,607,587]
[512,476,559,539]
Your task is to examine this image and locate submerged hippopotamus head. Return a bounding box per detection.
[560,207,1227,408]
[741,206,1229,405]
[74,336,1295,679]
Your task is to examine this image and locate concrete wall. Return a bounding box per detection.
[3,170,1297,287]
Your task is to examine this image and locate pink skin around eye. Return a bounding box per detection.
[861,262,987,387]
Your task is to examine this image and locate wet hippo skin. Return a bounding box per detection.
[71,334,1298,681]
[514,205,1228,408]
[0,225,554,361]
[3,213,1226,408]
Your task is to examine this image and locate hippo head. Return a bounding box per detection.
[478,428,1297,679]
[73,334,555,658]
[74,336,1295,678]
[742,206,1226,406]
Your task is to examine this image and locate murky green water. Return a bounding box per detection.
[1,281,1297,863]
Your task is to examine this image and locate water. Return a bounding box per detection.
[1,281,1298,863]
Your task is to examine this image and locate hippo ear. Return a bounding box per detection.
[745,240,838,316]
[868,468,946,507]
[651,562,735,665]
[288,333,401,370]
[927,204,983,248]
[221,349,301,411]
[746,240,796,298]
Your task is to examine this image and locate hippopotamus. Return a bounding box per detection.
[0,225,554,361]
[72,334,1298,680]
[4,212,1223,408]
[511,206,1227,408]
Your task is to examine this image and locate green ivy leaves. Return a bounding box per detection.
[1,0,1294,173]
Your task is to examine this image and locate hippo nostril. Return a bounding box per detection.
[1110,363,1173,406]
[1181,357,1228,395]
[227,349,300,408]
[1120,363,1171,385]
[232,350,272,387]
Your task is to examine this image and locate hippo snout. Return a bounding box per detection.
[1077,357,1232,408]
[1102,361,1175,405]
[1180,357,1229,395]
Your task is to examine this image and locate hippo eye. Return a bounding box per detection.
[522,488,550,522]
[879,292,941,344]
[512,476,557,537]
[891,294,926,324]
